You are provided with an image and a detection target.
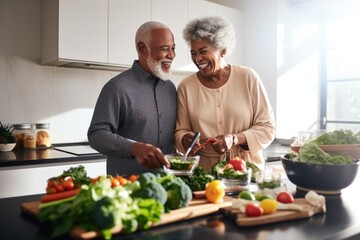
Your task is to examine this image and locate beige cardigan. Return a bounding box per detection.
[174,65,276,171]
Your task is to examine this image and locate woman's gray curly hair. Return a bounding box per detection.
[183,16,236,56]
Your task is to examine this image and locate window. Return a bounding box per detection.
[323,14,360,131]
[276,0,360,140]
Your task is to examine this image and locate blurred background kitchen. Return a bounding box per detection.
[1,0,359,145]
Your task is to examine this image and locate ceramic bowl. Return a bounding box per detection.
[281,154,359,195]
[0,143,16,152]
[164,154,199,176]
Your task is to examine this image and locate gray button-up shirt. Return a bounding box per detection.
[88,61,177,176]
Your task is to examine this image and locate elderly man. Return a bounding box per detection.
[88,21,177,176]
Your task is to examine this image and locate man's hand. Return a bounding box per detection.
[131,142,170,169]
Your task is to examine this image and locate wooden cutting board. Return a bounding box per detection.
[21,196,233,239]
[192,190,206,198]
[220,198,325,227]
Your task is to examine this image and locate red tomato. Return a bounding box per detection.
[276,192,294,204]
[62,178,75,191]
[54,183,64,193]
[245,202,264,217]
[47,186,57,194]
[228,158,246,171]
[47,179,54,187]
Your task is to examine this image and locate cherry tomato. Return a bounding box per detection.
[260,199,278,214]
[54,182,64,193]
[47,179,54,188]
[276,191,294,204]
[47,186,57,194]
[62,178,75,191]
[245,203,264,217]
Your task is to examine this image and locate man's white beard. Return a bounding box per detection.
[147,57,172,81]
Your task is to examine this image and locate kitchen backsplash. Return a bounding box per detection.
[0,55,187,144]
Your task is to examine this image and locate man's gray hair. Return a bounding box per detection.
[135,21,170,48]
[183,16,236,56]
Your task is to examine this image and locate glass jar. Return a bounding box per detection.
[35,123,51,148]
[13,123,31,149]
[23,124,36,149]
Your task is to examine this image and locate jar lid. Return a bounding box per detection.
[35,123,50,129]
[13,123,31,130]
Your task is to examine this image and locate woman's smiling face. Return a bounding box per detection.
[190,39,224,77]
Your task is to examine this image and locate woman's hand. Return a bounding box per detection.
[181,132,202,155]
[211,134,234,154]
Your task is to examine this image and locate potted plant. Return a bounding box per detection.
[0,121,16,152]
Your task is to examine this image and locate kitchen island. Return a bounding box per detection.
[0,163,359,240]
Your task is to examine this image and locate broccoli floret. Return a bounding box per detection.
[131,181,167,205]
[153,168,169,178]
[137,172,157,187]
[92,197,121,230]
[157,174,177,189]
[158,176,192,210]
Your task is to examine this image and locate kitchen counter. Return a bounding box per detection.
[0,143,105,167]
[264,139,291,162]
[0,164,359,240]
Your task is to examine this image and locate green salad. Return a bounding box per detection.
[168,157,197,170]
[310,129,360,145]
[209,160,260,182]
[290,143,353,164]
[257,179,281,189]
[218,167,250,181]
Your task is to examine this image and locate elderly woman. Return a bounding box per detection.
[174,16,276,172]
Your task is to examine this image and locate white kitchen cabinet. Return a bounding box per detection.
[0,159,106,198]
[41,0,108,66]
[151,0,190,71]
[108,0,151,66]
[109,0,190,70]
[40,0,242,71]
[189,0,243,66]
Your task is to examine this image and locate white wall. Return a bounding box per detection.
[238,0,278,117]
